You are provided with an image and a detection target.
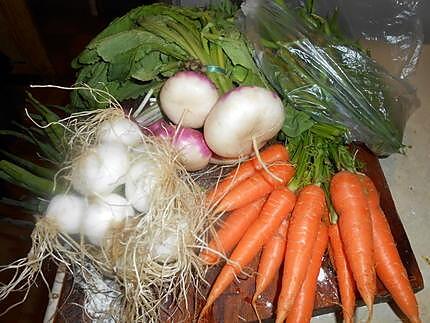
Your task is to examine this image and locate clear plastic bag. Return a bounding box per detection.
[239,0,422,156]
[313,0,423,79]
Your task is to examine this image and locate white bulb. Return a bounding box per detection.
[71,142,129,196]
[46,194,86,234]
[82,193,134,246]
[97,117,142,147]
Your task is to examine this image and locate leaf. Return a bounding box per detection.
[75,48,100,66]
[282,107,315,137]
[134,41,187,61]
[96,30,162,63]
[131,51,163,82]
[208,33,256,70]
[230,65,248,83]
[90,4,168,44]
[112,80,162,101]
[108,48,137,81]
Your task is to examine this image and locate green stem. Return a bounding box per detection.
[0,160,57,196]
[0,149,56,179]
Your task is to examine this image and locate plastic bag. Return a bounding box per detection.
[313,0,423,79]
[239,0,421,156]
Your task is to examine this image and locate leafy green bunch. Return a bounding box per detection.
[71,3,267,110]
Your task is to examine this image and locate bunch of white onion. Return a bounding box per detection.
[0,88,216,322]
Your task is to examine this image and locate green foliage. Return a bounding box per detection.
[71,2,267,110]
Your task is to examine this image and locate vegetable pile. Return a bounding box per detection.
[0,0,422,322]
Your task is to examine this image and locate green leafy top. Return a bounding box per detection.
[71,3,268,110]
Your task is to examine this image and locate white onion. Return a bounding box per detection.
[82,193,135,246]
[46,194,86,234]
[149,221,188,263]
[149,229,180,263]
[125,157,160,213]
[97,117,142,146]
[71,142,129,196]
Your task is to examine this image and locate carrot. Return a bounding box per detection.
[252,218,289,306]
[252,143,289,170]
[330,170,376,319]
[199,188,296,319]
[259,162,295,187]
[200,197,267,265]
[276,184,326,323]
[206,161,255,204]
[215,163,295,213]
[207,144,289,204]
[286,221,329,323]
[328,223,356,323]
[360,175,420,323]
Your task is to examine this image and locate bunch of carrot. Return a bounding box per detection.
[328,170,421,323]
[198,129,421,322]
[199,143,331,322]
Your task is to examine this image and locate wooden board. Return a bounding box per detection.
[53,144,424,322]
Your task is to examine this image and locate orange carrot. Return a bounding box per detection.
[215,163,295,213]
[207,144,289,204]
[276,184,326,323]
[259,162,295,187]
[200,197,267,265]
[199,188,296,319]
[286,221,329,323]
[330,171,376,319]
[360,175,420,323]
[253,218,289,305]
[206,161,256,204]
[328,223,356,323]
[252,143,289,170]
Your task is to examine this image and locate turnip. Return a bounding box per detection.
[97,116,142,146]
[82,193,135,246]
[46,193,87,234]
[145,120,212,171]
[204,86,285,158]
[71,142,130,196]
[159,71,219,129]
[173,127,212,171]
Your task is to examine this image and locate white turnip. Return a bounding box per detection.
[159,71,219,129]
[146,120,212,171]
[203,86,285,158]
